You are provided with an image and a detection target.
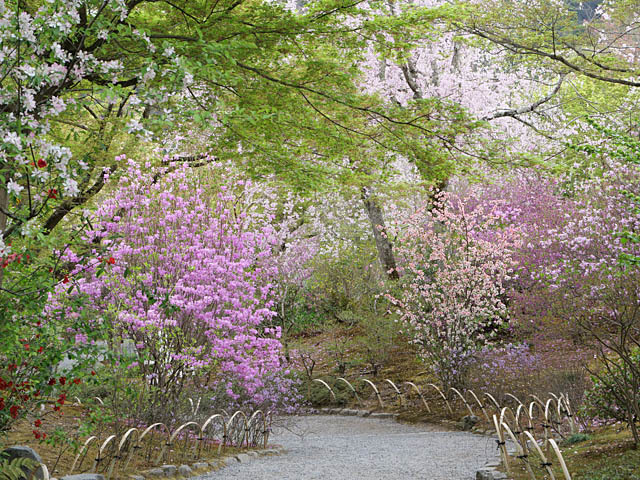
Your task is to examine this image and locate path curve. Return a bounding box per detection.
[199,415,500,479]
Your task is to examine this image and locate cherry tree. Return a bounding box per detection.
[388,192,520,390]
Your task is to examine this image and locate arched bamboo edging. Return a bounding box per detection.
[168,421,202,465]
[504,392,524,407]
[201,413,227,456]
[359,378,384,409]
[28,463,50,480]
[188,397,202,417]
[524,430,556,480]
[500,421,536,480]
[113,427,139,475]
[466,390,490,423]
[484,392,501,412]
[265,411,273,447]
[384,379,406,408]
[450,387,474,416]
[313,379,337,403]
[225,410,248,448]
[138,422,171,466]
[93,434,117,473]
[336,377,363,406]
[558,393,577,434]
[548,438,572,480]
[492,414,510,473]
[426,384,452,414]
[247,410,267,448]
[71,435,98,473]
[403,381,430,412]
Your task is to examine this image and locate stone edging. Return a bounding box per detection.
[48,447,285,480]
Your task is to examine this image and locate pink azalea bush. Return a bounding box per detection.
[53,159,297,415]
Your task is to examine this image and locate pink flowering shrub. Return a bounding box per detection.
[54,159,294,417]
[388,192,520,390]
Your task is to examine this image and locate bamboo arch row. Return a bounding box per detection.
[68,407,272,479]
[313,377,576,479]
[313,377,575,434]
[494,412,573,480]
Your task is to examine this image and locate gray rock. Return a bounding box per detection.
[462,415,480,431]
[128,476,145,480]
[370,412,396,418]
[356,410,371,417]
[475,468,507,480]
[1,446,45,480]
[161,465,177,476]
[475,469,494,480]
[246,452,259,458]
[235,454,251,463]
[192,462,209,470]
[144,469,165,477]
[60,476,106,480]
[341,409,358,416]
[177,465,192,476]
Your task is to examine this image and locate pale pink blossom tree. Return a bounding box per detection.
[388,192,520,389]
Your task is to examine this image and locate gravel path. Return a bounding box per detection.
[199,415,500,479]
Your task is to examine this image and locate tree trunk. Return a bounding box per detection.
[361,187,399,280]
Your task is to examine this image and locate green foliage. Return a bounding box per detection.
[581,461,640,480]
[306,375,352,406]
[583,349,640,430]
[288,308,326,336]
[306,244,384,321]
[354,314,398,377]
[0,457,38,480]
[562,433,591,445]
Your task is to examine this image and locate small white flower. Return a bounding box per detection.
[127,118,144,133]
[7,179,23,196]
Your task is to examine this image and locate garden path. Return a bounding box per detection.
[198,415,500,479]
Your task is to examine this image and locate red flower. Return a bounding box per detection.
[33,430,41,440]
[37,346,43,353]
[107,257,115,265]
[8,364,17,371]
[62,275,69,284]
[36,321,41,327]
[58,376,66,385]
[24,344,30,350]
[48,378,56,386]
[10,405,19,418]
[0,398,4,410]
[47,189,57,199]
[53,405,60,412]
[36,158,47,168]
[91,370,96,376]
[72,378,81,385]
[34,419,42,427]
[0,378,7,390]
